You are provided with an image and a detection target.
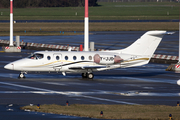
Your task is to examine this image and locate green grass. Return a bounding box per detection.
[0,22,177,36]
[92,2,179,16]
[21,104,180,120]
[0,2,179,20]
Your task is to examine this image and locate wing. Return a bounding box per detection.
[69,66,106,70]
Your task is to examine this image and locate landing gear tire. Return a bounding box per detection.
[82,73,87,78]
[18,73,25,79]
[87,73,94,79]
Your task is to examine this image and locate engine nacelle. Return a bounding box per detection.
[93,54,123,65]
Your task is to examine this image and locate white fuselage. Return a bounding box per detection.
[4,51,149,73]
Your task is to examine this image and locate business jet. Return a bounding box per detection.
[4,31,172,79]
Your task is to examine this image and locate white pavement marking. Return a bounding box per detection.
[0,82,139,105]
[43,82,91,86]
[82,95,140,105]
[0,82,59,93]
[0,91,50,94]
[43,82,66,86]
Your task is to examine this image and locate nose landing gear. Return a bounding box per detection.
[18,72,27,79]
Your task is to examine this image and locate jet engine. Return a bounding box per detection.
[93,54,123,65]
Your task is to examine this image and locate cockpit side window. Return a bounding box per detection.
[28,53,44,60]
[36,54,44,59]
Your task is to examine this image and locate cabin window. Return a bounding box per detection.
[89,56,92,60]
[65,56,68,60]
[28,53,44,60]
[56,56,60,60]
[81,56,85,60]
[73,56,77,60]
[47,56,51,60]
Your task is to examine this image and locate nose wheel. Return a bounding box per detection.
[18,72,26,79]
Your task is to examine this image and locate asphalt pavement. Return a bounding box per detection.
[0,52,180,106]
[0,30,180,119]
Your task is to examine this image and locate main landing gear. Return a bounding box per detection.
[18,72,93,79]
[18,72,26,79]
[82,73,94,79]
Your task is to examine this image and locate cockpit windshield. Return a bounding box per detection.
[28,53,44,60]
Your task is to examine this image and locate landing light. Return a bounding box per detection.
[37,104,40,109]
[66,101,69,106]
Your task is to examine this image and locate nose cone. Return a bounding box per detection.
[4,63,14,70]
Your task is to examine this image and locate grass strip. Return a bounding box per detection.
[0,31,83,36]
[21,104,180,120]
[0,22,178,36]
[0,2,179,20]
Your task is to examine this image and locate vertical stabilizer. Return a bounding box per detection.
[121,31,167,57]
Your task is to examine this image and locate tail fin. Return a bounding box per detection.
[120,31,167,57]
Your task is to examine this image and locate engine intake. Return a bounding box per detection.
[93,54,123,65]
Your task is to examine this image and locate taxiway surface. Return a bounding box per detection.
[0,51,180,120]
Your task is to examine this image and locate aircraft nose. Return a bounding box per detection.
[4,63,14,70]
